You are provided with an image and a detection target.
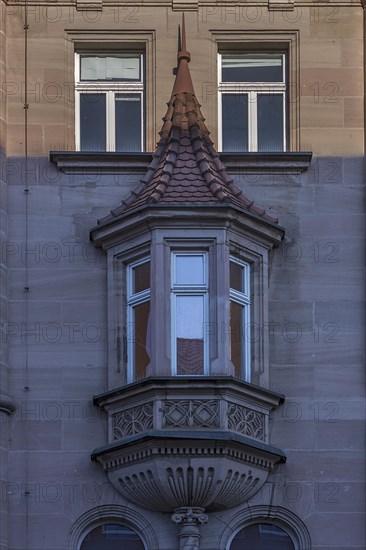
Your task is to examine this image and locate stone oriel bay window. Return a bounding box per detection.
[91,209,283,388]
[90,19,286,535]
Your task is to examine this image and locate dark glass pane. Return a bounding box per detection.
[230,301,244,378]
[115,94,142,152]
[80,55,140,81]
[176,295,204,375]
[230,261,244,293]
[222,94,248,152]
[230,523,294,550]
[257,94,284,152]
[222,54,283,82]
[133,261,150,294]
[175,255,205,285]
[133,301,150,380]
[80,93,106,151]
[81,524,144,550]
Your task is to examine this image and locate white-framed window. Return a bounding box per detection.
[171,252,209,376]
[229,256,251,381]
[75,52,144,152]
[126,257,150,382]
[218,52,287,152]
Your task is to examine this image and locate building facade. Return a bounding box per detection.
[0,1,365,549]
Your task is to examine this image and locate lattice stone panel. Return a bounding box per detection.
[162,400,220,428]
[227,402,265,441]
[113,403,153,439]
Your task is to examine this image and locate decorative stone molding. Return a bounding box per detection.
[227,402,265,441]
[218,505,312,550]
[172,507,208,550]
[50,151,312,175]
[67,504,159,550]
[172,0,199,10]
[94,377,284,445]
[93,431,285,512]
[76,0,102,10]
[162,400,220,429]
[268,0,294,10]
[92,378,285,513]
[113,403,153,439]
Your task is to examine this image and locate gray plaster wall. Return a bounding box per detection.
[1,154,365,549]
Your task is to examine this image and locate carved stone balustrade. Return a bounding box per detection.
[92,377,285,512]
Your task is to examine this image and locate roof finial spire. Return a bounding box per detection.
[180,13,189,60]
[172,13,194,94]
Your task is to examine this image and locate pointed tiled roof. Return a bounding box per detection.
[99,15,277,225]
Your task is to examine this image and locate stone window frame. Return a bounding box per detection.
[98,208,281,391]
[68,504,158,550]
[209,30,300,152]
[107,238,151,389]
[64,30,156,152]
[170,250,210,376]
[74,51,145,152]
[218,51,288,152]
[219,504,312,550]
[126,255,151,383]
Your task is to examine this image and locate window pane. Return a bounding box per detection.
[230,523,294,550]
[175,255,205,285]
[176,295,204,375]
[222,53,283,82]
[133,261,150,294]
[81,524,144,550]
[80,93,106,151]
[230,301,246,378]
[230,261,244,293]
[133,301,150,380]
[80,55,140,81]
[257,94,284,152]
[115,94,142,152]
[222,94,248,152]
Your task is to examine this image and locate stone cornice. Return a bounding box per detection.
[4,0,363,7]
[50,151,312,174]
[90,203,285,250]
[91,430,287,463]
[93,376,285,409]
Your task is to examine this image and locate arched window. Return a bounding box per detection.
[80,523,144,550]
[230,523,295,550]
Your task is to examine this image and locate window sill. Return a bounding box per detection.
[50,151,312,174]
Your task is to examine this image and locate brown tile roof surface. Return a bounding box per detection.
[99,19,277,225]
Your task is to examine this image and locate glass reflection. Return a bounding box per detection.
[230,261,244,293]
[222,94,248,152]
[222,53,284,83]
[133,301,150,380]
[81,524,144,550]
[176,295,204,375]
[175,255,205,285]
[133,261,150,294]
[230,523,294,550]
[257,94,284,152]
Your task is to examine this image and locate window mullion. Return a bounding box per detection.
[249,91,257,152]
[108,90,115,152]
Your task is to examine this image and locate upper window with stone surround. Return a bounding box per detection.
[75,53,144,152]
[218,52,287,152]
